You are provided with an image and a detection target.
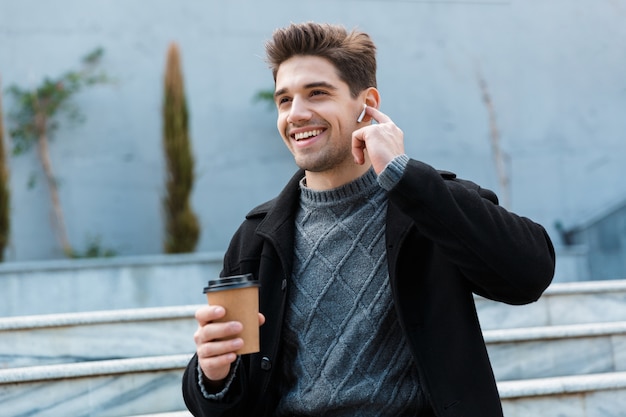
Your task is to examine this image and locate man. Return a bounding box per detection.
[183,22,555,416]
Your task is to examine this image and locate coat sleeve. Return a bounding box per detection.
[182,354,248,417]
[387,158,555,304]
[182,215,267,417]
[181,222,250,416]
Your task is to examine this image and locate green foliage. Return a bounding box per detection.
[68,235,117,259]
[163,43,200,254]
[6,47,108,156]
[0,77,10,261]
[4,47,112,258]
[253,88,276,110]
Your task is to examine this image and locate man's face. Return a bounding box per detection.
[274,55,363,174]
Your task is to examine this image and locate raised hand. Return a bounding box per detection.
[352,106,405,174]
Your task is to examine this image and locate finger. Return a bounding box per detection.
[198,337,244,359]
[259,312,266,326]
[365,106,393,124]
[194,320,243,345]
[196,333,243,382]
[200,350,238,368]
[198,351,238,382]
[195,305,226,326]
[352,127,368,165]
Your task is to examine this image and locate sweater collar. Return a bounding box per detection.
[298,168,379,205]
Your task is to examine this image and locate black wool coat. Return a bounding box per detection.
[183,159,556,417]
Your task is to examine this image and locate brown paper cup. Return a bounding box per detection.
[204,274,260,355]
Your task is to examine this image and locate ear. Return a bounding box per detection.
[364,87,380,109]
[359,87,380,123]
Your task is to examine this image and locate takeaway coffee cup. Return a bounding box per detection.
[203,273,260,355]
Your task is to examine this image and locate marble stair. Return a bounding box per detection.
[127,414,192,417]
[476,278,626,330]
[0,305,200,368]
[1,279,625,416]
[0,306,199,416]
[0,355,192,417]
[478,279,626,416]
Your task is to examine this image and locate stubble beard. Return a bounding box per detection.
[293,141,353,173]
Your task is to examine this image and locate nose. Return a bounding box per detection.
[286,96,311,124]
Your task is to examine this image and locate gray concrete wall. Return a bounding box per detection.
[566,201,626,281]
[1,0,625,277]
[0,252,223,316]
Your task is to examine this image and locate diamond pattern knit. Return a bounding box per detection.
[275,169,422,416]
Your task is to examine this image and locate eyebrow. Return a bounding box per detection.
[274,81,338,100]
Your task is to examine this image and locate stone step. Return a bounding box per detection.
[0,252,222,317]
[499,371,626,417]
[0,306,201,369]
[2,356,624,417]
[0,354,191,417]
[476,279,626,330]
[2,251,622,329]
[126,413,191,417]
[485,321,626,381]
[4,307,625,382]
[1,250,622,326]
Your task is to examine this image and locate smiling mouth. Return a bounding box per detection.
[293,129,324,141]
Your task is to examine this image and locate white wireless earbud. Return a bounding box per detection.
[357,103,367,123]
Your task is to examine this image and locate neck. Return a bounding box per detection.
[303,162,372,191]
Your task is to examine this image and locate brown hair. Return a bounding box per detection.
[265,22,377,98]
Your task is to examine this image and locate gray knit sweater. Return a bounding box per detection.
[275,157,423,416]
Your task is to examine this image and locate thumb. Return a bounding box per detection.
[352,128,367,165]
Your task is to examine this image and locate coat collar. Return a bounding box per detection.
[251,169,417,283]
[251,169,304,279]
[252,169,304,234]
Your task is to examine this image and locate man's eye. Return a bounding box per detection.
[311,90,327,97]
[277,97,291,105]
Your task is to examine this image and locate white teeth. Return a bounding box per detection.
[294,129,323,141]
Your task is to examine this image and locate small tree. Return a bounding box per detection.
[0,76,10,261]
[6,48,108,256]
[162,43,200,253]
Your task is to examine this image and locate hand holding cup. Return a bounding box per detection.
[194,274,263,385]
